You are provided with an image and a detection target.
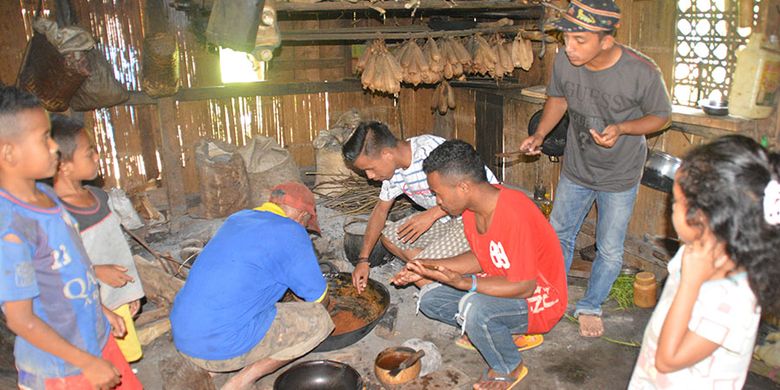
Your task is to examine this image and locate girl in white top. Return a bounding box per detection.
[629,135,780,389]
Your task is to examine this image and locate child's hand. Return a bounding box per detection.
[129,300,141,317]
[103,306,127,338]
[81,356,121,390]
[94,264,134,288]
[681,235,726,286]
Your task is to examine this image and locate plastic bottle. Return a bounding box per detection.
[633,272,657,308]
[729,33,780,119]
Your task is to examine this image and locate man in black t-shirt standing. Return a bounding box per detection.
[519,0,671,337]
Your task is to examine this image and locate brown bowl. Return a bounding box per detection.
[374,346,422,386]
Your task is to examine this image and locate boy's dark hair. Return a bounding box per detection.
[50,114,85,161]
[422,139,487,183]
[598,30,617,39]
[678,135,780,312]
[342,121,398,163]
[0,87,42,139]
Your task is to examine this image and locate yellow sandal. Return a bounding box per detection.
[455,334,544,352]
[475,365,529,390]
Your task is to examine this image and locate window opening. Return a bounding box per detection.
[673,0,760,107]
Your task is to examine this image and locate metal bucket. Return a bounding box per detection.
[343,219,393,267]
[641,150,681,193]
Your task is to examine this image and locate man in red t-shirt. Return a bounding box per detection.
[392,140,567,390]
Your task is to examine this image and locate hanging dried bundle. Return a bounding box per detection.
[468,34,498,76]
[359,39,403,95]
[396,39,430,86]
[431,80,456,114]
[438,37,470,80]
[490,34,514,79]
[511,32,534,71]
[421,37,443,84]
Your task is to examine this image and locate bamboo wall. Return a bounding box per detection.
[72,85,479,194]
[0,1,478,194]
[111,87,476,195]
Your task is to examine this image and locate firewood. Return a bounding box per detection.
[136,318,171,346]
[133,255,184,307]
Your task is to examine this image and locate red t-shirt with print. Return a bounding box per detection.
[462,185,567,334]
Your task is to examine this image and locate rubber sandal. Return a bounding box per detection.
[456,334,544,352]
[475,365,529,390]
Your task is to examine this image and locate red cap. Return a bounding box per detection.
[269,182,320,234]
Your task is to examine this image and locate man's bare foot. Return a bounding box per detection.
[578,314,604,337]
[219,358,290,390]
[473,364,528,390]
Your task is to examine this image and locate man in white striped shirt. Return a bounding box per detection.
[342,121,498,293]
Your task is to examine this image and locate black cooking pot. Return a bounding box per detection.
[314,272,390,352]
[527,109,568,157]
[343,219,393,267]
[273,360,363,390]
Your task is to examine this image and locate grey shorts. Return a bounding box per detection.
[382,213,471,259]
[182,302,334,372]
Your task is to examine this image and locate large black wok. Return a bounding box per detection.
[273,360,363,390]
[313,272,390,352]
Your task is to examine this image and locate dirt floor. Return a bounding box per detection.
[129,205,780,390]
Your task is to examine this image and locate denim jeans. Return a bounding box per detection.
[418,283,529,374]
[550,174,639,317]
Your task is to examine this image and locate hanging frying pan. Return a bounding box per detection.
[527,109,568,157]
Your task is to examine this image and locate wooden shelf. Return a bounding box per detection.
[670,105,757,133]
[490,89,761,137]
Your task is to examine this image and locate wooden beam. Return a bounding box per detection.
[125,92,158,106]
[155,97,187,229]
[281,27,551,42]
[174,80,363,101]
[275,0,540,13]
[121,80,364,106]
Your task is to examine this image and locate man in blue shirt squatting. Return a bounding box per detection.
[170,182,334,389]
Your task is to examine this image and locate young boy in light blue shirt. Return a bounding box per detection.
[0,87,140,389]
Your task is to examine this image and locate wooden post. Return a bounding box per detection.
[432,110,455,139]
[138,108,161,181]
[0,1,27,86]
[156,97,187,229]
